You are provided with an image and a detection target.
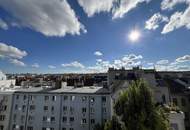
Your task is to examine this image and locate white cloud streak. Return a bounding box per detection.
[31,63,40,68]
[62,61,85,68]
[9,59,26,67]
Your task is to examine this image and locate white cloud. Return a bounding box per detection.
[77,0,151,19]
[156,60,169,65]
[94,51,103,56]
[0,18,8,30]
[0,0,86,37]
[48,65,56,69]
[77,0,114,17]
[161,0,187,10]
[87,54,143,73]
[161,1,190,34]
[112,0,150,19]
[145,13,168,30]
[9,59,26,67]
[176,55,190,62]
[62,61,85,68]
[31,63,40,68]
[0,42,27,59]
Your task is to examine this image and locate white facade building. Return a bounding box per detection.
[7,86,112,130]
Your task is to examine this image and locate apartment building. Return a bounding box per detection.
[8,86,111,130]
[0,91,14,130]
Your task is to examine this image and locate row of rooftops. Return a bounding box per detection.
[0,85,110,95]
[1,67,190,95]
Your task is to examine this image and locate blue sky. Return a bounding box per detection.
[0,0,190,73]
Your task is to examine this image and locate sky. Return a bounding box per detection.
[0,0,190,73]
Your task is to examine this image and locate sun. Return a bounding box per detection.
[128,29,141,42]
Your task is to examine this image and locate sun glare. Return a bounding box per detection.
[128,30,141,42]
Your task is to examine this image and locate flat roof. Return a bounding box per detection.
[3,86,110,95]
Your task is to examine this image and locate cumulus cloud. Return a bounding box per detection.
[94,51,103,56]
[9,59,26,67]
[161,0,190,34]
[31,63,40,68]
[87,54,143,72]
[112,0,150,19]
[161,0,187,10]
[156,60,169,65]
[77,0,151,19]
[48,65,56,69]
[145,13,168,30]
[0,18,8,30]
[62,61,85,68]
[0,0,86,37]
[77,0,114,17]
[176,55,190,62]
[0,42,27,59]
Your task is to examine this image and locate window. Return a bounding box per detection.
[0,115,5,121]
[103,108,106,113]
[91,119,95,124]
[70,117,74,122]
[20,126,24,130]
[16,95,19,100]
[3,105,7,111]
[29,105,35,111]
[51,106,54,112]
[44,106,48,111]
[90,97,95,103]
[51,117,55,122]
[28,115,34,121]
[23,95,27,100]
[70,96,75,101]
[15,104,18,110]
[63,106,67,111]
[162,95,166,103]
[82,96,87,101]
[12,124,16,129]
[29,95,34,101]
[44,96,49,101]
[70,107,74,113]
[185,112,189,121]
[82,108,86,113]
[27,126,33,130]
[102,96,106,102]
[173,98,178,106]
[82,118,86,124]
[22,105,26,112]
[62,128,66,130]
[63,96,68,100]
[52,96,56,101]
[43,116,47,121]
[0,125,4,130]
[69,128,74,130]
[181,98,186,106]
[62,117,67,122]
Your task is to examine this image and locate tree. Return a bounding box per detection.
[114,79,170,130]
[104,115,126,130]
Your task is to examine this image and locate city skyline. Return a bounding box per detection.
[0,0,190,73]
